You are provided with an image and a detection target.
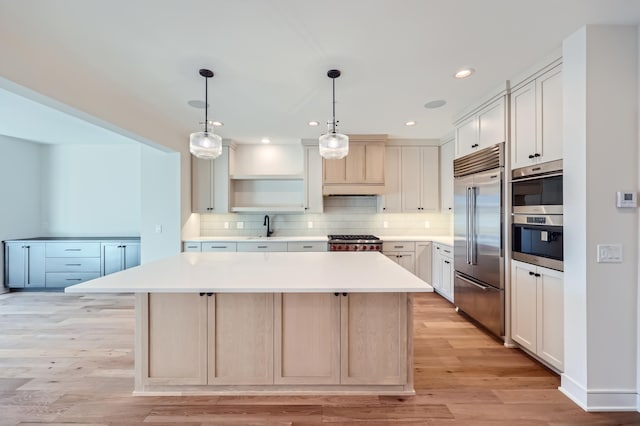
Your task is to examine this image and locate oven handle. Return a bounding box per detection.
[511,171,563,183]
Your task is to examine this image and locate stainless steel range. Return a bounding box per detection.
[327,235,382,252]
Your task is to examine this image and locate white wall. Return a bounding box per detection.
[42,144,141,236]
[0,135,44,288]
[561,25,639,411]
[140,145,181,263]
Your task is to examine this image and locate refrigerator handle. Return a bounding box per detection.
[466,187,473,264]
[470,186,477,265]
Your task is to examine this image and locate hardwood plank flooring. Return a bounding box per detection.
[0,291,639,425]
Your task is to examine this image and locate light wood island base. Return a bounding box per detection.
[135,292,415,395]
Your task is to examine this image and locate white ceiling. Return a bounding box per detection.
[1,0,639,146]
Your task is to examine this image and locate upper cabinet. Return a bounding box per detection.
[454,92,507,159]
[322,135,386,195]
[439,136,454,213]
[511,63,563,169]
[303,142,324,213]
[191,143,234,214]
[380,142,439,213]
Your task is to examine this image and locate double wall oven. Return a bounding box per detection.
[511,160,563,271]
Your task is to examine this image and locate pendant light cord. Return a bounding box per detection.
[204,77,208,133]
[331,77,336,134]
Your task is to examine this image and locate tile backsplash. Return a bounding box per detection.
[200,196,452,237]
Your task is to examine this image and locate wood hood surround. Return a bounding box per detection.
[322,134,387,195]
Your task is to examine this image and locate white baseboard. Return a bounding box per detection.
[560,374,638,411]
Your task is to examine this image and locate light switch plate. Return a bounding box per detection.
[236,221,244,229]
[307,221,313,229]
[597,244,623,263]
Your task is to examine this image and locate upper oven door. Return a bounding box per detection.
[512,173,563,214]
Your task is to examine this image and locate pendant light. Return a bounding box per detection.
[189,68,222,159]
[319,69,349,160]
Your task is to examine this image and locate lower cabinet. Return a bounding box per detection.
[415,242,432,283]
[102,242,140,275]
[432,243,454,302]
[140,292,408,390]
[511,260,563,371]
[144,292,274,385]
[4,242,45,288]
[382,241,416,274]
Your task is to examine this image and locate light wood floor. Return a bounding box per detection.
[1,292,639,425]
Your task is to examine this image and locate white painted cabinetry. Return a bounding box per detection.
[511,259,563,371]
[303,145,323,213]
[380,146,402,213]
[511,64,563,169]
[439,138,454,212]
[383,241,416,274]
[191,144,233,214]
[455,96,506,158]
[401,146,439,212]
[431,243,454,302]
[102,241,140,275]
[415,242,432,284]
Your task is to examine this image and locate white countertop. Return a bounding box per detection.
[65,252,433,294]
[184,235,454,246]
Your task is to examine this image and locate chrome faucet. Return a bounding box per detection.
[263,215,273,237]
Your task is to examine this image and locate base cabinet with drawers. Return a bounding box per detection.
[4,238,140,289]
[183,240,327,253]
[382,241,416,274]
[138,291,410,392]
[431,243,454,302]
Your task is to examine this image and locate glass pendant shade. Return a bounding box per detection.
[190,131,222,159]
[319,131,349,160]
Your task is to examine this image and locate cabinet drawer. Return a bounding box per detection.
[183,242,202,252]
[202,242,237,252]
[46,272,100,288]
[382,241,415,252]
[287,242,327,252]
[434,243,453,259]
[46,242,100,258]
[46,257,100,272]
[236,242,287,252]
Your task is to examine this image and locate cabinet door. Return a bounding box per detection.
[364,143,385,183]
[323,156,346,183]
[208,293,274,384]
[538,66,563,164]
[345,143,366,183]
[401,146,421,212]
[420,146,440,211]
[341,293,407,385]
[5,243,26,287]
[431,245,442,291]
[511,81,537,169]
[102,243,124,275]
[123,243,140,269]
[440,255,454,302]
[415,243,432,284]
[537,267,563,371]
[477,97,506,148]
[511,260,538,353]
[455,116,477,158]
[381,146,401,213]
[440,140,454,212]
[274,293,340,384]
[192,157,214,213]
[145,293,208,385]
[396,253,415,274]
[304,146,323,213]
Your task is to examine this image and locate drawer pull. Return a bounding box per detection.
[187,245,198,249]
[65,278,83,281]
[257,245,268,249]
[444,260,450,264]
[65,264,82,266]
[394,245,404,249]
[210,246,228,249]
[302,245,313,249]
[443,249,451,254]
[65,249,82,252]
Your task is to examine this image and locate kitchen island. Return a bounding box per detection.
[66,251,432,395]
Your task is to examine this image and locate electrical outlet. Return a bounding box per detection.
[236,221,244,229]
[224,222,229,229]
[154,224,162,233]
[424,220,431,228]
[383,221,389,228]
[307,221,313,229]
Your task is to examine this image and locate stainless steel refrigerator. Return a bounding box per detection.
[453,142,504,338]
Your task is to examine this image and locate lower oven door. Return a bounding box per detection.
[454,273,504,338]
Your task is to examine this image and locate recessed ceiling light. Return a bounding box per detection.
[261,137,271,144]
[405,121,416,126]
[211,121,223,127]
[308,121,319,126]
[187,100,208,109]
[454,68,475,79]
[424,99,447,109]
